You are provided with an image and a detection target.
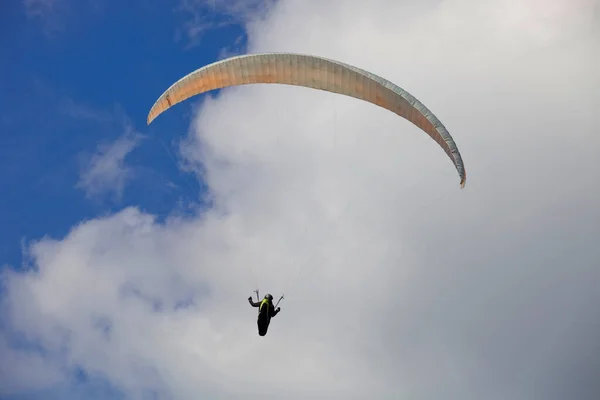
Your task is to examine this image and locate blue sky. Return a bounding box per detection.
[1,0,248,268]
[1,3,251,396]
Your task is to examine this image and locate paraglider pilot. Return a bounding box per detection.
[248,293,280,336]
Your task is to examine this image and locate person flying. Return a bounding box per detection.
[248,293,281,336]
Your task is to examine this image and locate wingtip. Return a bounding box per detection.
[147,109,156,126]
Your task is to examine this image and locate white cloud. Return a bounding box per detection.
[3,0,600,399]
[76,128,143,202]
[0,332,64,396]
[175,0,276,48]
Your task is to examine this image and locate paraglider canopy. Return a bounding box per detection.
[147,52,466,188]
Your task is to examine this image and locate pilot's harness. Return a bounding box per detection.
[254,289,284,311]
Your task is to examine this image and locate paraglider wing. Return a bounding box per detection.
[147,53,466,187]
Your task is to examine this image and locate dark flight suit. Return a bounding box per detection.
[248,297,280,336]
